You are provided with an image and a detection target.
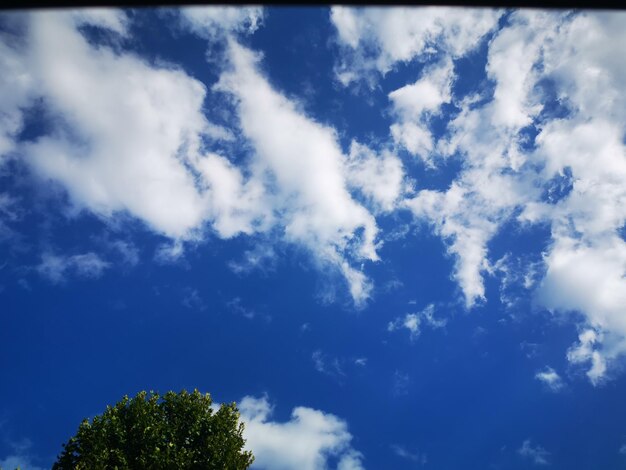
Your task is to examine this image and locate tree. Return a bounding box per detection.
[53,389,254,469]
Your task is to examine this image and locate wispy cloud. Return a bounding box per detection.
[392,370,410,397]
[391,444,427,465]
[518,439,550,466]
[535,366,564,392]
[226,297,270,322]
[37,252,110,284]
[312,350,346,378]
[0,438,45,470]
[388,303,447,341]
[181,287,206,311]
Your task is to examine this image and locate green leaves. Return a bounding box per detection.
[53,389,254,470]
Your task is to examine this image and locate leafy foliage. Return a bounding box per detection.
[53,389,254,469]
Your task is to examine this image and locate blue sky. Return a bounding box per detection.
[1,6,626,469]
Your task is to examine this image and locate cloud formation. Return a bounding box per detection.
[238,395,364,470]
[37,252,110,284]
[395,10,626,382]
[215,40,394,306]
[535,366,564,392]
[2,8,626,384]
[331,6,501,85]
[0,9,401,307]
[387,304,447,341]
[518,439,550,466]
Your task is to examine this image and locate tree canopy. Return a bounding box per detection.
[52,389,254,469]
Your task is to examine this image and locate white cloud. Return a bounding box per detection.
[196,152,271,239]
[2,10,268,247]
[388,58,454,164]
[566,329,608,386]
[16,11,210,239]
[228,243,277,275]
[0,17,36,162]
[403,12,558,309]
[388,313,420,340]
[393,9,626,383]
[0,9,392,307]
[312,350,345,378]
[37,252,110,283]
[526,11,626,382]
[330,7,502,84]
[179,6,264,38]
[69,8,130,36]
[388,303,446,340]
[0,192,22,242]
[238,395,364,470]
[228,297,266,321]
[534,366,564,392]
[215,40,383,306]
[345,141,405,213]
[518,439,550,466]
[154,240,186,264]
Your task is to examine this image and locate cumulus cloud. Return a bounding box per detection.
[330,6,502,84]
[215,39,384,306]
[566,329,608,386]
[345,141,405,213]
[12,11,209,239]
[1,9,392,306]
[238,395,364,470]
[4,7,626,381]
[518,439,550,466]
[37,252,110,283]
[534,366,564,392]
[525,11,626,381]
[392,9,626,382]
[388,58,454,164]
[0,9,269,246]
[404,11,558,308]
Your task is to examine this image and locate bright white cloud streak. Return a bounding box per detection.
[214,40,401,306]
[238,395,364,470]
